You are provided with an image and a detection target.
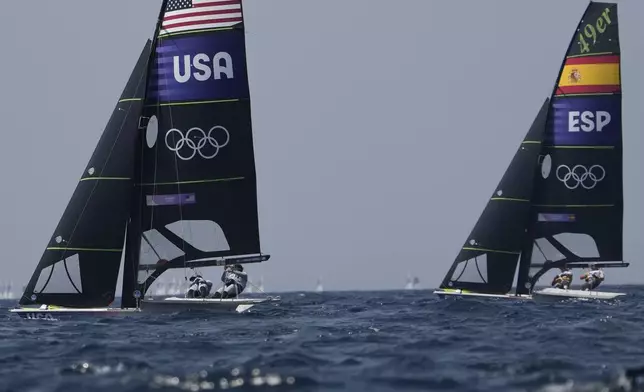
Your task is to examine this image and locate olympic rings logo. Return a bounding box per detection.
[555,164,605,190]
[165,126,230,161]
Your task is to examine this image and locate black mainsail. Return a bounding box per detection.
[122,0,269,307]
[19,41,152,308]
[516,1,624,294]
[19,0,270,309]
[437,1,626,297]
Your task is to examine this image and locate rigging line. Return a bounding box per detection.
[148,98,160,264]
[141,231,163,260]
[131,50,156,297]
[131,1,169,301]
[51,55,149,265]
[155,39,188,281]
[151,4,189,277]
[246,279,264,294]
[533,240,548,263]
[155,20,204,280]
[132,111,148,291]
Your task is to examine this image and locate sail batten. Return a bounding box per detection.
[46,247,122,252]
[136,176,244,186]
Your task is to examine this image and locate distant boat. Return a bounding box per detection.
[315,278,323,293]
[434,1,627,301]
[0,281,15,300]
[10,0,276,319]
[404,275,420,290]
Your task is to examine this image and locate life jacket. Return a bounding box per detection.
[222,270,248,289]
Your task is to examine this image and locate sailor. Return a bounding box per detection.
[186,274,213,298]
[213,264,248,299]
[580,263,605,291]
[551,266,573,289]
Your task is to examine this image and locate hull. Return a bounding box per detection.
[9,295,280,319]
[140,296,278,313]
[532,287,626,300]
[433,289,532,300]
[9,305,140,320]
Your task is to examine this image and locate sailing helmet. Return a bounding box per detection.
[233,264,243,272]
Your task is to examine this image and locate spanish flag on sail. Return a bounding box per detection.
[555,55,620,96]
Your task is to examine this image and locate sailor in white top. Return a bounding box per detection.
[551,266,573,289]
[186,274,213,298]
[213,264,248,299]
[580,264,605,291]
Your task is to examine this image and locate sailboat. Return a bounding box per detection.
[434,1,627,301]
[10,0,274,319]
[404,274,420,290]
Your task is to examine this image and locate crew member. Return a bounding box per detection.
[186,274,213,298]
[580,264,605,291]
[551,266,573,289]
[213,264,248,299]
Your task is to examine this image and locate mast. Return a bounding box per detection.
[516,1,625,294]
[120,0,169,309]
[514,2,588,295]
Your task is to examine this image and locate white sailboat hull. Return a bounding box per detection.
[9,306,140,320]
[532,287,626,300]
[140,296,279,313]
[9,296,279,319]
[433,289,532,300]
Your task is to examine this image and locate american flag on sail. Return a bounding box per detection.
[161,0,243,35]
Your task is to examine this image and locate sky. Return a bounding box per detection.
[1,0,643,294]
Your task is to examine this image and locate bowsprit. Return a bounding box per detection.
[165,126,230,161]
[173,52,234,83]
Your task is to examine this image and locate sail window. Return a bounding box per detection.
[531,237,565,263]
[450,255,488,284]
[33,254,82,294]
[139,228,185,268]
[552,233,600,258]
[165,220,230,253]
[146,115,158,148]
[541,154,552,179]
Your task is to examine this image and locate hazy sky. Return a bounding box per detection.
[1,0,643,293]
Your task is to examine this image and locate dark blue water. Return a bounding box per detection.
[2,287,644,392]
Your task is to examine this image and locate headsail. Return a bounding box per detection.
[437,99,550,294]
[19,41,152,307]
[122,0,269,305]
[516,2,624,293]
